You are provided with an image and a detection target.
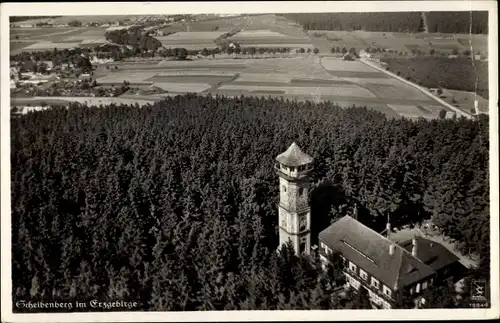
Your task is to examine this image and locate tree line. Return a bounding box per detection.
[11,95,489,311]
[283,12,488,34]
[283,13,423,32]
[425,11,488,34]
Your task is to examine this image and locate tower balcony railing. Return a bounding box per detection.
[275,163,312,181]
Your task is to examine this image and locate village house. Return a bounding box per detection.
[275,143,467,309]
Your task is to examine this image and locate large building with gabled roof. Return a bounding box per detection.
[275,143,466,309]
[318,215,465,309]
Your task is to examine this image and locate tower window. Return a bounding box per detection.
[299,188,304,195]
[299,216,307,231]
[282,185,286,192]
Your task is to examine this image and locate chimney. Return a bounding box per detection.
[389,243,395,255]
[412,238,417,257]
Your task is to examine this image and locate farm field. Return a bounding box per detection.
[10,27,108,53]
[381,57,489,99]
[160,14,308,37]
[230,29,312,49]
[11,96,158,109]
[87,56,452,119]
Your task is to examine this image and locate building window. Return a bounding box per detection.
[320,242,328,254]
[282,185,286,192]
[289,166,295,172]
[349,261,356,273]
[383,285,392,297]
[359,269,368,281]
[416,283,421,293]
[299,221,306,232]
[422,281,428,290]
[410,287,414,295]
[371,277,379,289]
[299,188,304,195]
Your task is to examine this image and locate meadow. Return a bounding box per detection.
[307,30,488,56]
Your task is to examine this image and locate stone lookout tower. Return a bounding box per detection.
[275,142,314,256]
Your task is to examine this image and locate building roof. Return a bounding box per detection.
[319,216,436,291]
[276,142,313,167]
[399,237,460,272]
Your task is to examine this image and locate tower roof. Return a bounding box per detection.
[276,142,313,167]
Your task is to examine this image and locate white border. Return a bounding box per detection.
[1,1,498,322]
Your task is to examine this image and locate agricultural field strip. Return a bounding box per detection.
[217,84,378,98]
[233,73,292,83]
[160,44,219,50]
[156,71,239,77]
[96,72,159,84]
[64,35,106,41]
[23,42,82,49]
[11,96,156,107]
[340,77,404,85]
[162,31,226,39]
[387,104,434,115]
[320,58,381,72]
[317,56,440,117]
[153,82,212,93]
[363,83,437,101]
[361,58,472,118]
[239,44,314,48]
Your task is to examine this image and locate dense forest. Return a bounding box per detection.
[11,95,489,311]
[382,57,489,99]
[283,11,488,34]
[425,11,488,34]
[283,13,423,32]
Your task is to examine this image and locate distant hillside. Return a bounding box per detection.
[283,11,488,34]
